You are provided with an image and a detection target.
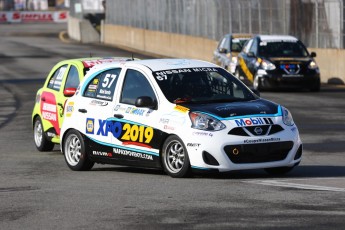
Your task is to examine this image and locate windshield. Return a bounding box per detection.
[153,68,257,104]
[258,41,309,57]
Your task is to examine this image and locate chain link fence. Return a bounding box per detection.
[104,0,345,49]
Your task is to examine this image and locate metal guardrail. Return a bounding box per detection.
[102,0,345,49]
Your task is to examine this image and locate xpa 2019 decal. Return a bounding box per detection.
[86,118,166,149]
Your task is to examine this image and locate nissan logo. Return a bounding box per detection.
[232,148,239,155]
[254,127,263,135]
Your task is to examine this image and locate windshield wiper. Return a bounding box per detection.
[174,97,192,104]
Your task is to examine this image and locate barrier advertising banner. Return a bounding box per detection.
[0,11,68,23]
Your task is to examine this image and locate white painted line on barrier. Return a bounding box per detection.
[245,179,345,192]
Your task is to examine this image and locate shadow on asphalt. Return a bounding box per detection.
[85,164,345,180]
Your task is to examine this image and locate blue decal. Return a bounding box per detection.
[87,136,159,157]
[86,118,94,134]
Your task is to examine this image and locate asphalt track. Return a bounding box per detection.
[1,23,345,229]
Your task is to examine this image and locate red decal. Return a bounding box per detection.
[122,142,152,149]
[12,12,21,20]
[58,12,67,20]
[40,92,60,135]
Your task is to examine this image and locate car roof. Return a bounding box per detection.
[85,59,220,76]
[257,35,298,42]
[57,57,135,68]
[131,59,220,72]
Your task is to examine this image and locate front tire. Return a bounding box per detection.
[63,130,94,171]
[33,116,54,151]
[161,135,191,178]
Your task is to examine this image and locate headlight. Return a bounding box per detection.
[282,107,294,126]
[308,60,318,69]
[261,59,276,70]
[189,112,226,131]
[231,56,238,64]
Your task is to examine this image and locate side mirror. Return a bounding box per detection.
[310,52,317,58]
[218,48,228,54]
[135,96,157,110]
[63,87,77,97]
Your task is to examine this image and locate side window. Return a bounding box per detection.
[218,37,226,49]
[219,36,230,52]
[83,68,121,101]
[249,39,258,55]
[64,65,80,89]
[47,65,68,91]
[243,39,253,54]
[120,69,156,105]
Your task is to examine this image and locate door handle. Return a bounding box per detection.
[78,109,87,113]
[114,114,124,119]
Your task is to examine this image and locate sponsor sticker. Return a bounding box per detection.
[65,102,74,117]
[174,105,189,113]
[91,118,154,147]
[113,148,153,161]
[92,151,112,157]
[234,117,273,127]
[89,100,108,106]
[86,118,94,134]
[243,137,281,144]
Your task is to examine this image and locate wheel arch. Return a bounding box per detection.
[32,114,40,129]
[61,128,80,149]
[158,133,186,165]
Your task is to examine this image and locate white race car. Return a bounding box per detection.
[60,59,302,178]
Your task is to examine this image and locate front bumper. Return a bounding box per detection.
[257,69,320,90]
[183,123,302,172]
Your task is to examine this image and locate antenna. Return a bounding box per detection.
[131,53,134,60]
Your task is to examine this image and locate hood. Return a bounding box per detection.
[182,99,279,118]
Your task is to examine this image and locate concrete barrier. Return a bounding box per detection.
[103,24,217,60]
[68,16,100,43]
[101,24,344,85]
[310,48,345,85]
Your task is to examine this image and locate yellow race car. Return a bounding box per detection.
[32,57,133,151]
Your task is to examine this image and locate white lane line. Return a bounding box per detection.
[245,180,345,192]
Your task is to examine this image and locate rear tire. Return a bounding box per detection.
[161,135,191,178]
[33,116,54,151]
[264,166,294,176]
[63,130,94,171]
